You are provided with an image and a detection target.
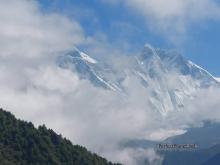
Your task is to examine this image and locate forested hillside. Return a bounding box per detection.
[0,108,120,165]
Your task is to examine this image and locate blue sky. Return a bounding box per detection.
[38,0,220,76]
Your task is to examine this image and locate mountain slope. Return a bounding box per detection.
[202,152,220,165]
[58,48,121,91]
[0,108,120,165]
[162,143,220,165]
[160,122,220,165]
[164,122,220,149]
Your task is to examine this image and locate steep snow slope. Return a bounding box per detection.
[57,48,120,91]
[215,77,220,83]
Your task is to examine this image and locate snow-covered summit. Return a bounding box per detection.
[80,52,97,64]
[57,44,219,115]
[63,48,97,64]
[58,48,121,91]
[215,77,220,83]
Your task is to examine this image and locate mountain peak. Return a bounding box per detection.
[137,44,160,63]
[66,48,97,64]
[79,52,97,64]
[144,43,154,50]
[142,44,157,56]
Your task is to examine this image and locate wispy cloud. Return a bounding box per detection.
[104,0,220,43]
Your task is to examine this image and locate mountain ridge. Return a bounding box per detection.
[58,44,219,115]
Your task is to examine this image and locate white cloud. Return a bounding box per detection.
[104,147,163,165]
[122,0,220,20]
[170,87,220,127]
[105,0,220,43]
[0,0,85,59]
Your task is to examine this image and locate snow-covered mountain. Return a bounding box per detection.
[215,77,220,83]
[58,44,219,115]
